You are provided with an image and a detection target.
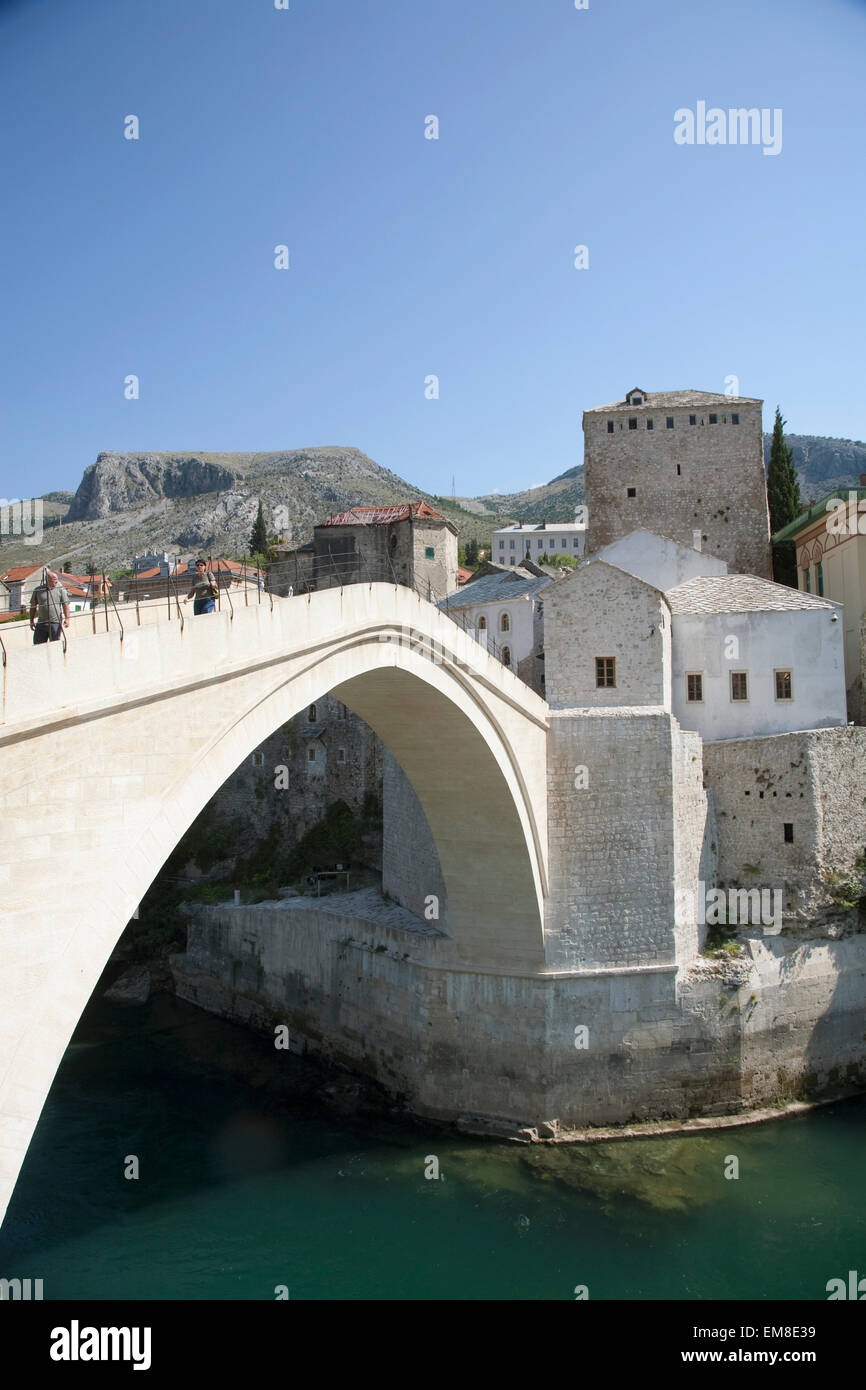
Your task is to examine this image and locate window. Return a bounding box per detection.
[646,418,653,430]
[689,414,696,425]
[560,539,567,549]
[627,487,636,498]
[803,568,811,593]
[308,746,316,762]
[477,615,487,630]
[676,464,681,476]
[596,657,616,688]
[501,646,511,667]
[425,546,435,559]
[251,751,265,768]
[498,539,504,549]
[500,612,510,632]
[709,413,718,424]
[817,561,824,596]
[337,747,346,764]
[537,539,543,548]
[628,418,637,430]
[730,671,749,701]
[686,673,703,703]
[775,670,793,701]
[308,704,317,722]
[731,413,739,424]
[666,417,674,429]
[510,539,515,549]
[509,556,516,565]
[607,420,614,433]
[783,823,794,843]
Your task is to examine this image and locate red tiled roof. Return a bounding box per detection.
[319,502,446,527]
[1,566,43,582]
[456,566,473,584]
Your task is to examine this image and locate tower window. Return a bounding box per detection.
[337,747,346,764]
[784,823,794,843]
[646,419,654,430]
[666,417,674,429]
[251,751,265,768]
[596,657,616,688]
[308,746,317,762]
[676,464,681,476]
[628,418,637,430]
[731,413,739,424]
[817,561,824,596]
[627,487,636,498]
[689,414,696,425]
[607,421,614,433]
[709,414,718,424]
[730,671,749,702]
[308,704,317,722]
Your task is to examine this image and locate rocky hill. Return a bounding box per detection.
[2,432,863,573]
[0,447,492,571]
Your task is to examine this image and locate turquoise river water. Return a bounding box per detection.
[0,992,863,1300]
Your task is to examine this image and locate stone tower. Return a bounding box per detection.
[583,387,771,578]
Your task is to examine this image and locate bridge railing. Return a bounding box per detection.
[305,549,507,664]
[0,554,509,671]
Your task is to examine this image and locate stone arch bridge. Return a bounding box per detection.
[0,584,549,1227]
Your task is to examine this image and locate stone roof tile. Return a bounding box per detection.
[664,574,838,615]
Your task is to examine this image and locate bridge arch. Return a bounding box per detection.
[0,584,548,1226]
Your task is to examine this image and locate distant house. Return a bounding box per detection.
[492,520,586,567]
[773,485,866,720]
[438,564,551,691]
[313,502,458,597]
[0,565,45,612]
[123,557,262,602]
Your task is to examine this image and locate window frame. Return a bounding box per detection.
[730,670,749,702]
[774,669,793,701]
[596,656,616,689]
[686,672,704,703]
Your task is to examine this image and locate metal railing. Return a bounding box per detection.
[4,553,505,669]
[306,547,507,665]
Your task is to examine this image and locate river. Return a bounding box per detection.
[1,992,863,1301]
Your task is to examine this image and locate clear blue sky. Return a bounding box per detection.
[1,0,864,500]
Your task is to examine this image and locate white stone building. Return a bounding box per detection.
[667,575,845,741]
[492,521,585,567]
[543,550,847,742]
[438,565,551,689]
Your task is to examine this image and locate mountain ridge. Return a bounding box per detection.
[1,432,863,572]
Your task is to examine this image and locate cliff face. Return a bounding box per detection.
[67,454,240,521]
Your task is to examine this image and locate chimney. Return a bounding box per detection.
[692,529,702,552]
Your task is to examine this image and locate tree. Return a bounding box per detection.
[249,500,268,557]
[767,407,801,533]
[464,537,480,567]
[767,407,802,588]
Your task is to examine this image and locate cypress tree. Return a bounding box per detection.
[767,407,802,533]
[767,408,802,588]
[249,500,268,557]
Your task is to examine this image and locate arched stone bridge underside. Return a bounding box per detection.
[0,584,549,1226]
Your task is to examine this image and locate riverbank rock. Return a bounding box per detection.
[104,966,151,1005]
